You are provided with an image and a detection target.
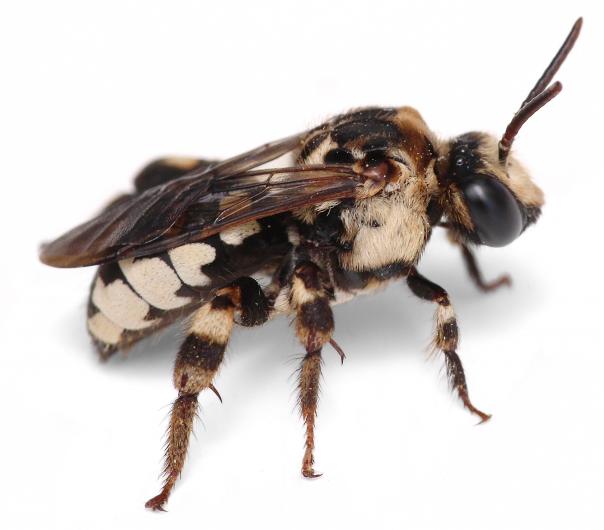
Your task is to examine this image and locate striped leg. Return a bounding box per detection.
[290,262,335,478]
[406,267,491,423]
[145,278,270,511]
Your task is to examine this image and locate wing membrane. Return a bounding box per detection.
[40,163,361,268]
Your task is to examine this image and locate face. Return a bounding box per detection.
[438,132,544,247]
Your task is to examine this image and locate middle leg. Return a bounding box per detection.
[290,261,335,478]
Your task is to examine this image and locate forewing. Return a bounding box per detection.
[40,164,361,267]
[187,132,306,180]
[40,133,307,267]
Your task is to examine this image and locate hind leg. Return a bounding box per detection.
[145,278,270,511]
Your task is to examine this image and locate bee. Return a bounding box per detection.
[40,19,581,510]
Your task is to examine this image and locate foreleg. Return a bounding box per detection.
[460,244,511,293]
[406,268,490,423]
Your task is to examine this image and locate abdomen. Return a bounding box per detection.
[87,217,291,358]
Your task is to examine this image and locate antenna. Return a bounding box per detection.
[498,18,582,162]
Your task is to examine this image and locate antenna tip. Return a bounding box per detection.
[573,17,583,34]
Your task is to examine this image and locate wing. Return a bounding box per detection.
[134,157,217,192]
[40,132,305,267]
[40,159,364,268]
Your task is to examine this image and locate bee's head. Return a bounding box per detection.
[437,18,581,247]
[438,132,544,246]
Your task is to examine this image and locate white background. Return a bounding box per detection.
[1,1,603,529]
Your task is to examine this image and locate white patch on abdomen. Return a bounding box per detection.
[92,277,158,330]
[119,257,191,310]
[219,221,261,246]
[169,243,216,287]
[87,312,123,344]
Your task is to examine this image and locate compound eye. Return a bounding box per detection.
[459,176,524,247]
